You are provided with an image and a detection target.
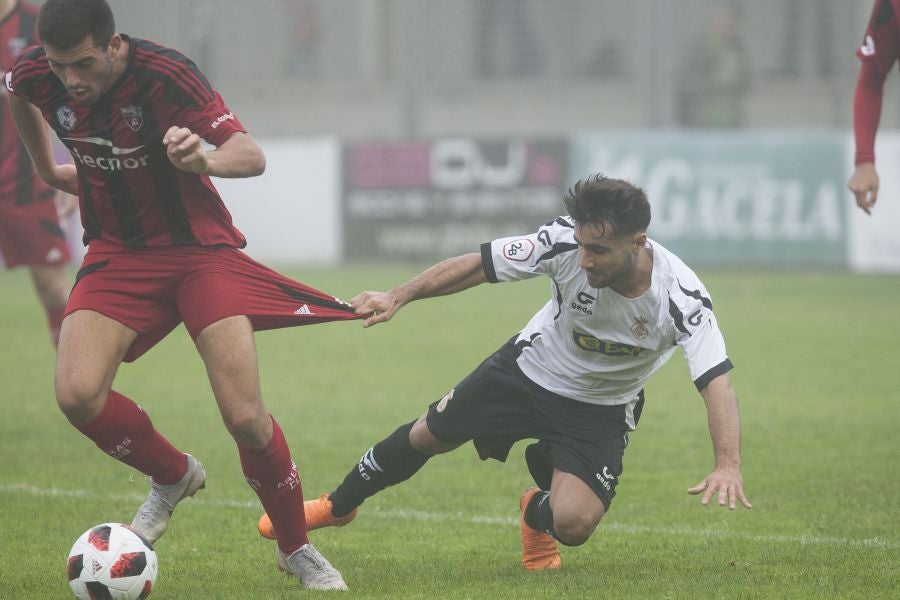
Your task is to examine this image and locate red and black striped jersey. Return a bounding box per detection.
[5,34,248,248]
[0,1,54,207]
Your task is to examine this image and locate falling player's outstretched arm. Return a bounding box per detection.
[164,128,265,178]
[351,253,487,328]
[848,59,885,215]
[7,93,78,195]
[687,372,752,510]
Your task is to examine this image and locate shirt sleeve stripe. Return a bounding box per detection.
[693,358,734,391]
[136,50,212,106]
[481,242,499,283]
[135,39,215,91]
[668,295,689,335]
[148,50,213,93]
[678,281,713,310]
[138,57,209,105]
[535,242,577,264]
[13,59,50,83]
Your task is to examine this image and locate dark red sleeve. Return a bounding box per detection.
[171,90,246,148]
[853,0,900,165]
[6,45,47,103]
[135,43,246,147]
[854,60,888,165]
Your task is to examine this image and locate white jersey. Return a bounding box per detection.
[481,216,732,406]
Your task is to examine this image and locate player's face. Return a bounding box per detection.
[45,35,121,106]
[574,221,643,289]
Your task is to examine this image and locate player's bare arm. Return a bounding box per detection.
[164,128,265,178]
[687,372,752,510]
[7,93,78,195]
[847,162,879,215]
[850,55,886,216]
[351,253,487,328]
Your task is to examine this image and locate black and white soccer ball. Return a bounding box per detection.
[67,523,158,599]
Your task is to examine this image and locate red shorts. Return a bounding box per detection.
[0,192,72,268]
[67,240,362,362]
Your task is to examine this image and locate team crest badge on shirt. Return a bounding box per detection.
[631,317,649,340]
[502,239,535,262]
[7,37,27,58]
[121,105,144,131]
[56,105,77,131]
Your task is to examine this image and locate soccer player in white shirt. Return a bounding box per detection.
[258,173,751,571]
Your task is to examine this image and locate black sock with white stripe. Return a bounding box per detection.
[523,490,558,538]
[329,420,430,517]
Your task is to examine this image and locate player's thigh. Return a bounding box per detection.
[194,315,268,435]
[56,310,137,418]
[67,246,185,362]
[536,393,642,512]
[425,341,540,450]
[194,314,262,403]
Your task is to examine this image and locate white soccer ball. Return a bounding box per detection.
[67,523,158,600]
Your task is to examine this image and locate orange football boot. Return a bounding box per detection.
[258,493,357,539]
[519,487,561,570]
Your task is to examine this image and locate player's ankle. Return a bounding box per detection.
[328,491,356,518]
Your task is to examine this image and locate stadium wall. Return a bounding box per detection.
[203,133,896,272]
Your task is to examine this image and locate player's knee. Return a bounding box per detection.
[409,417,461,455]
[54,378,107,422]
[221,408,268,446]
[553,513,599,547]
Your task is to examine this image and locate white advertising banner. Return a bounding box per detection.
[847,132,900,272]
[214,137,341,264]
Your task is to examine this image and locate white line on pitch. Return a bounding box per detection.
[2,482,896,550]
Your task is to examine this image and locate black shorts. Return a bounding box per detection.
[426,339,645,510]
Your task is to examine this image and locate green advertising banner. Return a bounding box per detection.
[572,133,847,266]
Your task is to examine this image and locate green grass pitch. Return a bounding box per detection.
[1,264,897,598]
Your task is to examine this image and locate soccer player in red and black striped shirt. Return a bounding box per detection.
[0,0,71,346]
[848,0,900,215]
[5,0,352,590]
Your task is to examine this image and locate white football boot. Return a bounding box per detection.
[276,543,349,591]
[130,454,206,544]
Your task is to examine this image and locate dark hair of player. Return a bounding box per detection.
[38,0,115,50]
[563,173,651,237]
